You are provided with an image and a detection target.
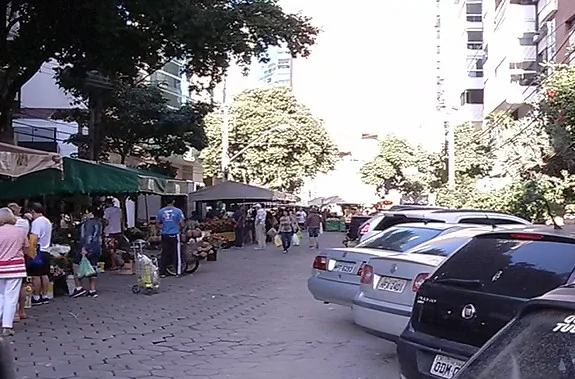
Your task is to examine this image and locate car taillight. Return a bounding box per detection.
[357,263,365,277]
[313,256,327,270]
[360,222,370,235]
[412,273,430,292]
[360,264,374,284]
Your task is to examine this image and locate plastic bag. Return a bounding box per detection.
[274,234,282,247]
[319,223,324,235]
[292,233,300,246]
[28,246,44,267]
[77,256,96,279]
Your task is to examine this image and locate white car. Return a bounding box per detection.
[359,209,531,243]
[307,223,476,307]
[351,226,524,341]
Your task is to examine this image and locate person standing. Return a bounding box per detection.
[70,206,103,298]
[0,208,28,336]
[157,198,184,277]
[295,208,307,231]
[254,204,267,250]
[233,206,245,248]
[103,198,128,250]
[305,208,323,249]
[7,203,29,321]
[278,209,297,254]
[28,203,52,306]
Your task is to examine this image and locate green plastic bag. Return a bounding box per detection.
[77,256,96,279]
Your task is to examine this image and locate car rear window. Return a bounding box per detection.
[373,215,445,231]
[432,234,575,299]
[458,309,575,379]
[357,226,445,252]
[410,236,473,257]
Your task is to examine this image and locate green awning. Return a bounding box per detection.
[103,163,189,196]
[0,157,140,199]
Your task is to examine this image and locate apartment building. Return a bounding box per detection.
[436,0,485,129]
[482,0,537,119]
[259,48,293,88]
[536,0,575,65]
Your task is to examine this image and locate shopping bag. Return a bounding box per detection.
[77,256,96,279]
[292,233,300,246]
[27,246,44,267]
[319,223,324,235]
[274,234,282,247]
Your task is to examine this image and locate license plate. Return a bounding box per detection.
[377,276,407,293]
[430,354,465,379]
[332,262,355,273]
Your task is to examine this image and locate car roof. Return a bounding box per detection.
[519,285,575,316]
[385,222,476,231]
[475,224,575,239]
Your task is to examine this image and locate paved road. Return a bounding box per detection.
[9,233,399,379]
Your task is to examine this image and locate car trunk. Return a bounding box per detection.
[411,233,575,348]
[318,248,401,285]
[362,254,445,306]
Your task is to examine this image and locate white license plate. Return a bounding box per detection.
[430,354,465,379]
[332,262,355,273]
[377,276,407,293]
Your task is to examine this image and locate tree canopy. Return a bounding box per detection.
[0,0,319,140]
[201,87,338,192]
[53,84,208,173]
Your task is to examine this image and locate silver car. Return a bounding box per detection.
[307,223,476,307]
[351,226,524,341]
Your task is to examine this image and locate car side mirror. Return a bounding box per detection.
[0,337,16,379]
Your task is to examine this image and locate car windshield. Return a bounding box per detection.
[409,236,472,257]
[456,308,575,379]
[356,226,445,252]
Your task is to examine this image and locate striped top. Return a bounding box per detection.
[0,224,29,279]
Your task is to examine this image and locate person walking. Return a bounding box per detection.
[233,205,245,248]
[70,206,103,298]
[157,198,184,277]
[254,204,267,250]
[295,208,307,231]
[7,203,29,322]
[28,203,52,306]
[0,208,29,336]
[305,208,323,249]
[278,209,297,254]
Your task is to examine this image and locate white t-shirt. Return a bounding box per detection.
[15,217,30,234]
[31,216,52,252]
[296,210,307,223]
[104,206,122,235]
[255,209,267,225]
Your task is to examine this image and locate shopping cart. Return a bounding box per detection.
[131,249,160,295]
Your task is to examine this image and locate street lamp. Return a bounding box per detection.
[221,123,292,180]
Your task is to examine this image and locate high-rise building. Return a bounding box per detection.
[147,60,190,108]
[482,0,537,119]
[438,0,485,128]
[536,0,575,65]
[259,48,293,88]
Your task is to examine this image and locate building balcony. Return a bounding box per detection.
[538,0,558,24]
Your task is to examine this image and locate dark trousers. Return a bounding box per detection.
[160,234,181,275]
[280,232,293,251]
[234,227,244,247]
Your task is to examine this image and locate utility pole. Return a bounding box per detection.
[221,76,230,181]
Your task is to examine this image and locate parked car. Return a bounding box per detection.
[352,227,522,342]
[453,285,575,379]
[397,226,575,379]
[307,223,475,307]
[359,209,531,243]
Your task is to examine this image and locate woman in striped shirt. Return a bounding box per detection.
[0,207,29,337]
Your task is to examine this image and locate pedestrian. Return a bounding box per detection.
[7,203,29,321]
[233,205,245,248]
[254,204,267,250]
[305,208,323,249]
[70,206,103,298]
[157,198,184,277]
[278,209,296,254]
[27,203,52,306]
[103,198,129,251]
[0,207,28,337]
[296,208,307,231]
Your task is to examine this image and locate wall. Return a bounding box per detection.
[556,0,575,63]
[20,61,75,109]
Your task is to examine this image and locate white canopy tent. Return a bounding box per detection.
[0,142,63,178]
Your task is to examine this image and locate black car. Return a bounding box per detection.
[454,285,575,379]
[397,226,575,379]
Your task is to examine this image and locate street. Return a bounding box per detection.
[10,232,398,379]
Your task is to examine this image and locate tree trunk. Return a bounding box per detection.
[0,101,14,144]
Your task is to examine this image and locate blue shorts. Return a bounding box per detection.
[308,228,320,238]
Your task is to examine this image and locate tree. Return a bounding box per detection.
[0,0,319,141]
[200,87,338,192]
[359,135,435,202]
[53,84,208,172]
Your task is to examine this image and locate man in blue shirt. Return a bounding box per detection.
[156,198,184,277]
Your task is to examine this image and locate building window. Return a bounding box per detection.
[466,3,482,22]
[568,21,575,65]
[467,30,483,49]
[511,73,537,86]
[460,89,484,105]
[468,58,484,77]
